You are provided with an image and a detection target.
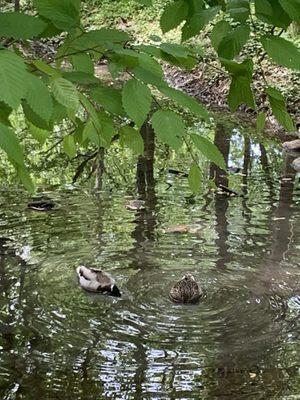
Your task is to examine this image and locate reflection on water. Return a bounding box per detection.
[0,123,300,400]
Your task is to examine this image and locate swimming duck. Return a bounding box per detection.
[76,265,121,297]
[125,199,145,211]
[169,273,202,304]
[27,199,55,211]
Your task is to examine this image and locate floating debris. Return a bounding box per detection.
[125,199,145,211]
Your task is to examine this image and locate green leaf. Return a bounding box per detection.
[188,163,201,194]
[228,75,255,111]
[0,50,29,109]
[256,112,266,132]
[151,110,185,150]
[211,20,231,51]
[218,25,250,59]
[62,71,100,85]
[63,135,76,158]
[32,59,61,77]
[0,101,12,126]
[160,0,189,33]
[122,79,152,127]
[137,53,164,77]
[266,87,295,131]
[72,29,130,50]
[17,167,35,193]
[51,99,68,124]
[70,53,94,74]
[79,93,101,132]
[261,35,300,70]
[160,43,189,58]
[255,0,291,28]
[51,77,79,111]
[279,0,300,24]
[22,100,52,130]
[158,86,210,121]
[0,12,48,39]
[191,134,226,169]
[33,0,80,31]
[120,126,144,154]
[82,119,100,146]
[98,111,115,147]
[227,0,250,22]
[28,122,50,144]
[0,122,24,165]
[25,75,53,123]
[182,6,220,41]
[91,86,125,116]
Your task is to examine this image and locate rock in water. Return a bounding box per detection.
[292,157,300,172]
[282,139,300,152]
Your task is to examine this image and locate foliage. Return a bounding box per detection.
[0,0,299,193]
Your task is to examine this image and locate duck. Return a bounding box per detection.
[125,199,145,211]
[76,265,121,297]
[169,273,202,304]
[27,199,55,211]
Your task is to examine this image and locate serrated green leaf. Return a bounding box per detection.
[261,35,300,70]
[0,50,29,109]
[82,119,100,146]
[160,0,189,33]
[160,43,189,58]
[28,122,50,144]
[32,59,61,77]
[63,135,76,158]
[228,75,255,111]
[266,86,295,131]
[0,12,48,39]
[51,77,79,111]
[188,163,201,194]
[120,126,144,154]
[62,71,100,85]
[138,53,164,77]
[256,112,266,132]
[191,134,226,169]
[79,93,101,132]
[22,100,52,130]
[17,166,35,193]
[255,0,291,28]
[211,20,231,51]
[122,79,152,127]
[0,122,24,165]
[227,0,250,22]
[98,111,115,147]
[279,0,300,24]
[152,110,185,150]
[70,53,94,74]
[218,25,250,59]
[158,86,210,122]
[72,28,130,50]
[33,0,80,31]
[25,75,53,123]
[182,6,220,41]
[0,101,12,126]
[91,86,125,116]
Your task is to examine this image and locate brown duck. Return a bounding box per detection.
[169,273,202,304]
[76,265,121,297]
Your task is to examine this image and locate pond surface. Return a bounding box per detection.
[0,123,300,399]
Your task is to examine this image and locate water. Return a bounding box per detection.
[0,125,300,399]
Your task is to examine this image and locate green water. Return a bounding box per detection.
[0,125,300,399]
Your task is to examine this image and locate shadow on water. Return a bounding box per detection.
[0,120,300,399]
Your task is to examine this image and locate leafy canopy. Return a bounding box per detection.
[0,0,299,193]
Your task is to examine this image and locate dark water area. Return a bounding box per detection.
[0,122,300,399]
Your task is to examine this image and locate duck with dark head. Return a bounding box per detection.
[76,265,121,297]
